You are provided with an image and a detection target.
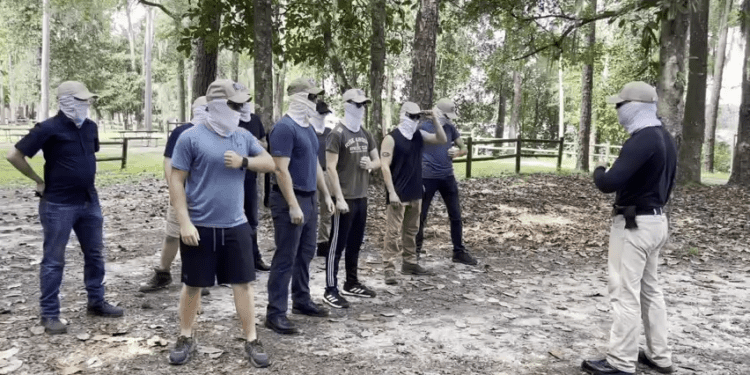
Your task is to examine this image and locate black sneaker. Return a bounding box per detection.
[638,349,674,374]
[201,288,210,296]
[40,317,67,335]
[245,339,271,368]
[452,251,478,266]
[255,259,271,272]
[316,241,330,257]
[342,283,376,298]
[87,301,124,318]
[169,336,196,365]
[139,268,172,292]
[292,302,330,317]
[322,290,350,309]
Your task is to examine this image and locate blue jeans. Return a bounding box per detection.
[266,189,317,319]
[415,176,465,253]
[38,198,106,318]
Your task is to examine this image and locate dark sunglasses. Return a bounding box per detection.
[308,93,318,102]
[406,113,421,121]
[347,100,366,108]
[615,101,630,109]
[228,101,244,112]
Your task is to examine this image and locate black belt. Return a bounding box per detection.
[271,184,315,197]
[612,206,663,229]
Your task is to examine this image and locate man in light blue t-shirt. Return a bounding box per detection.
[168,79,275,368]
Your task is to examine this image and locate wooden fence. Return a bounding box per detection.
[453,137,565,178]
[96,139,129,169]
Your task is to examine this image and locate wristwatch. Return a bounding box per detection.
[241,157,248,169]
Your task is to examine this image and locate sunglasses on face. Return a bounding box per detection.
[228,101,244,112]
[307,93,318,103]
[74,97,96,105]
[347,100,366,108]
[615,101,630,109]
[406,113,421,121]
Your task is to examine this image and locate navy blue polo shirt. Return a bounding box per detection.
[268,115,318,192]
[239,114,266,182]
[164,123,194,158]
[15,111,100,204]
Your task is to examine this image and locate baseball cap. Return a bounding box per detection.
[400,102,421,115]
[435,98,459,119]
[57,81,97,100]
[287,77,324,96]
[342,88,371,104]
[206,79,251,103]
[606,81,658,104]
[191,96,207,110]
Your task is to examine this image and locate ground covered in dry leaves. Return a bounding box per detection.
[0,174,748,374]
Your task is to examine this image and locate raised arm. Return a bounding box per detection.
[380,135,401,206]
[420,111,448,145]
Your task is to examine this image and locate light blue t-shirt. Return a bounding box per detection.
[171,124,265,228]
[268,115,318,192]
[421,120,460,179]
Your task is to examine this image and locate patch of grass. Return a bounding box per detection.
[687,247,701,256]
[453,157,577,180]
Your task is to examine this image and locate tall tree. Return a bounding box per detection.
[409,0,440,110]
[680,0,710,184]
[39,0,50,121]
[705,0,734,172]
[495,90,506,138]
[508,71,522,139]
[577,0,597,171]
[143,7,154,130]
[729,0,750,185]
[656,1,689,146]
[369,0,386,136]
[254,0,274,131]
[191,11,221,101]
[125,0,138,72]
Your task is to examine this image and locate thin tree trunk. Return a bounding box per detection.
[369,0,386,138]
[729,0,750,185]
[8,53,14,122]
[126,0,137,72]
[177,58,186,122]
[558,57,565,138]
[705,0,733,172]
[144,7,154,131]
[232,51,240,82]
[191,12,221,102]
[254,0,274,132]
[385,64,395,137]
[39,0,50,121]
[577,0,596,171]
[495,92,506,138]
[0,72,5,124]
[409,0,440,110]
[509,71,522,139]
[680,0,710,184]
[656,1,689,148]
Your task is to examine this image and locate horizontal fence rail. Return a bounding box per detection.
[452,136,565,178]
[96,139,128,169]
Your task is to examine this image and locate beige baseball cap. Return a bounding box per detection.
[435,98,459,119]
[342,88,371,104]
[400,102,421,115]
[606,81,658,104]
[287,77,324,96]
[57,81,97,100]
[191,96,207,110]
[206,79,251,103]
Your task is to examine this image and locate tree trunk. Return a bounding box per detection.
[369,0,386,138]
[254,0,274,132]
[577,0,596,172]
[232,51,240,82]
[322,22,351,93]
[509,71,522,139]
[729,1,750,185]
[656,1,689,148]
[39,0,50,121]
[385,65,395,136]
[126,0,137,72]
[558,57,565,138]
[8,53,14,122]
[494,92,506,138]
[144,7,154,131]
[0,72,5,124]
[705,0,733,172]
[273,64,285,123]
[191,12,221,102]
[409,0,440,110]
[177,57,186,122]
[679,0,710,184]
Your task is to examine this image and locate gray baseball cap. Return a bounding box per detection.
[435,98,459,119]
[400,101,421,115]
[606,81,658,104]
[57,81,97,100]
[206,79,251,103]
[342,88,371,104]
[287,77,324,96]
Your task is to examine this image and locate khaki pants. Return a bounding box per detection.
[317,171,334,244]
[606,214,672,373]
[382,200,421,271]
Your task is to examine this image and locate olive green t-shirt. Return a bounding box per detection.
[326,123,377,199]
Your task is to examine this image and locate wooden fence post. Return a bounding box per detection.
[557,137,564,171]
[515,138,521,173]
[466,136,473,179]
[121,138,128,169]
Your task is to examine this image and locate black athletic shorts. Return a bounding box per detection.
[180,223,256,287]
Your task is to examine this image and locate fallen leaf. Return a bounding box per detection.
[59,366,81,375]
[455,321,467,328]
[76,333,90,341]
[29,326,44,335]
[380,312,396,317]
[360,330,373,338]
[0,359,23,375]
[0,348,19,360]
[548,350,564,360]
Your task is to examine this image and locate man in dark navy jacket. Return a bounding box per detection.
[6,81,124,335]
[582,81,676,375]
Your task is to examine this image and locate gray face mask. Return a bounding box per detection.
[616,101,661,134]
[59,95,89,128]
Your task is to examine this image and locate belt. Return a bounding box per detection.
[271,184,315,197]
[612,206,663,229]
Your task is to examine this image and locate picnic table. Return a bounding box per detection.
[0,126,31,143]
[113,130,162,147]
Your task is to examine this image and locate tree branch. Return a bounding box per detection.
[138,0,176,20]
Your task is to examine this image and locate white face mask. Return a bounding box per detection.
[287,92,316,127]
[616,101,661,134]
[398,113,419,140]
[240,102,253,122]
[310,112,327,133]
[343,102,364,133]
[433,107,449,125]
[191,105,208,126]
[206,99,241,137]
[59,95,89,128]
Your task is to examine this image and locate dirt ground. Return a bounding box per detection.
[0,174,748,375]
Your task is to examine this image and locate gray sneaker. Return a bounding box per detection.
[169,336,196,365]
[40,317,67,335]
[139,268,172,293]
[384,270,398,285]
[245,339,270,368]
[402,262,434,276]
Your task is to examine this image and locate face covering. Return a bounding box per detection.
[433,107,449,126]
[190,105,208,126]
[398,113,419,140]
[287,92,316,127]
[616,101,661,135]
[205,99,241,137]
[343,102,365,133]
[59,95,89,128]
[310,112,327,133]
[240,102,253,122]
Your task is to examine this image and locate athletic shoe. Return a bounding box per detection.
[342,283,376,298]
[245,339,270,368]
[139,268,172,292]
[402,262,434,276]
[581,359,634,375]
[87,301,124,318]
[40,317,67,335]
[201,288,210,296]
[452,251,479,266]
[255,259,271,272]
[384,270,398,285]
[638,349,675,374]
[168,335,196,365]
[323,290,350,309]
[291,302,330,317]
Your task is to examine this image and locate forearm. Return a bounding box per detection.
[316,163,331,198]
[327,168,345,202]
[435,122,448,143]
[163,158,172,186]
[275,167,300,209]
[169,173,191,226]
[6,151,43,184]
[381,165,397,196]
[245,153,275,173]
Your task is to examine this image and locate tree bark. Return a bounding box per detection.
[273,64,285,123]
[254,0,274,132]
[191,11,221,102]
[39,0,50,121]
[144,7,154,131]
[705,0,733,172]
[509,71,523,139]
[322,22,351,93]
[0,71,5,124]
[126,0,138,72]
[177,57,186,122]
[577,0,596,172]
[409,0,440,110]
[558,57,565,138]
[656,1,689,148]
[729,1,750,185]
[679,0,710,184]
[8,53,14,122]
[232,51,240,82]
[495,92,506,138]
[369,0,386,138]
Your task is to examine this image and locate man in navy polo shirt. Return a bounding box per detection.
[265,77,335,335]
[6,81,124,335]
